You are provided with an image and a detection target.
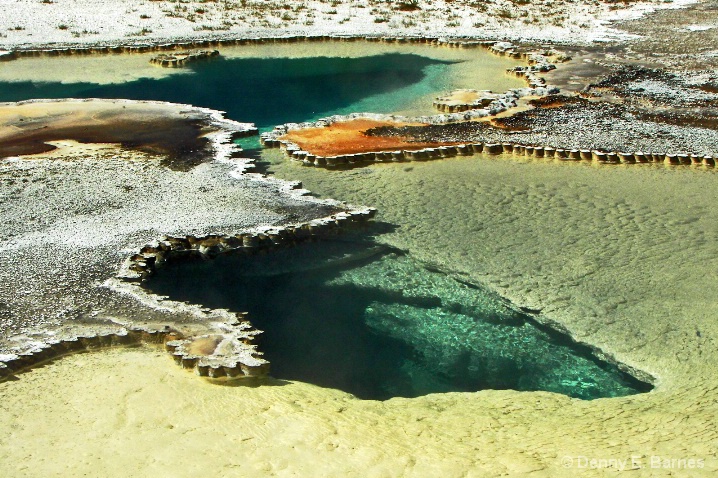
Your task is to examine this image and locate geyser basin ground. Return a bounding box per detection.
[146,239,650,400]
[1,41,717,475]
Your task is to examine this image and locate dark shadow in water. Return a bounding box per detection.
[145,238,653,401]
[0,54,453,129]
[233,136,269,173]
[211,377,292,388]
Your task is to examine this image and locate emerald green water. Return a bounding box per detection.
[146,239,652,400]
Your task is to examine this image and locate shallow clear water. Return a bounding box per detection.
[146,239,652,400]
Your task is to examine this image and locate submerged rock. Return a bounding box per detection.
[150,49,220,67]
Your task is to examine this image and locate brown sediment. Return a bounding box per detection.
[490,114,535,131]
[488,117,529,131]
[0,103,205,168]
[491,95,595,131]
[527,94,586,109]
[280,119,461,156]
[184,335,223,356]
[635,110,718,131]
[0,100,256,170]
[149,49,219,67]
[0,117,208,164]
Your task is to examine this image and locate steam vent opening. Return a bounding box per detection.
[146,238,653,401]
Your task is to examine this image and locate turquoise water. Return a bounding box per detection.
[146,239,652,400]
[0,54,452,129]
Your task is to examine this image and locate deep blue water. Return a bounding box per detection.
[146,239,653,400]
[0,54,452,129]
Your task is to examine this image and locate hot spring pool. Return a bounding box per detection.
[146,238,652,400]
[0,40,652,400]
